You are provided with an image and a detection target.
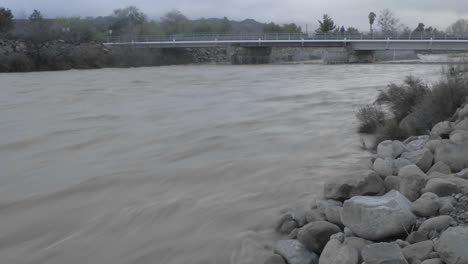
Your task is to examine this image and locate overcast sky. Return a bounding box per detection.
[3,0,468,31]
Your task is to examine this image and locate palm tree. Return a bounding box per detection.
[368,12,376,35]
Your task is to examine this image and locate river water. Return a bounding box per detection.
[0,64,443,264]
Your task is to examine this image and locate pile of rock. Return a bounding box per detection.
[266,103,468,264]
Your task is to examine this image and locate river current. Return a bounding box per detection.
[0,63,443,264]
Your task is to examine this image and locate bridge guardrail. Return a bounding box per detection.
[106,32,468,43]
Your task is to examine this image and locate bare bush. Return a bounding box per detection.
[375,76,430,121]
[355,104,386,133]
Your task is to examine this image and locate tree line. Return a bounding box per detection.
[1,6,468,44]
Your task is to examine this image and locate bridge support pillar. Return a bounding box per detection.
[230,47,272,65]
[347,50,376,63]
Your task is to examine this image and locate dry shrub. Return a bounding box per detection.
[355,104,386,133]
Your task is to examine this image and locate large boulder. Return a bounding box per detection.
[422,178,459,197]
[436,226,468,264]
[319,234,359,264]
[276,214,299,234]
[305,209,326,224]
[401,148,434,172]
[431,121,454,138]
[458,105,468,121]
[323,170,385,200]
[378,140,408,159]
[411,192,440,217]
[426,140,443,154]
[374,158,394,178]
[402,240,434,264]
[450,130,468,145]
[427,161,451,176]
[418,215,454,234]
[341,190,416,240]
[362,242,408,264]
[319,200,343,226]
[274,240,318,264]
[399,165,428,201]
[406,231,429,244]
[434,140,468,172]
[297,221,341,254]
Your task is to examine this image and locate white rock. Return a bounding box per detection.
[341,191,416,240]
[377,140,408,159]
[275,240,319,264]
[436,226,468,264]
[362,242,408,264]
[401,148,434,172]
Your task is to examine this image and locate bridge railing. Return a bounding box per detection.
[106,32,468,43]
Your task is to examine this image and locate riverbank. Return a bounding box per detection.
[266,92,468,263]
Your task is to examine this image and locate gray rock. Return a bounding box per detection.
[431,121,454,138]
[401,149,434,173]
[406,136,430,152]
[297,221,341,254]
[385,176,402,192]
[394,158,414,175]
[454,117,468,131]
[428,252,440,259]
[323,170,385,200]
[275,240,319,264]
[426,140,443,154]
[436,226,468,264]
[374,158,394,178]
[407,231,429,244]
[446,177,468,195]
[341,190,416,240]
[450,130,468,145]
[344,227,355,237]
[265,254,287,264]
[288,228,299,239]
[276,214,299,234]
[412,192,440,217]
[458,105,468,121]
[422,178,459,197]
[324,202,343,226]
[428,172,452,179]
[396,239,410,248]
[378,140,408,159]
[427,161,452,176]
[399,165,428,201]
[455,168,468,180]
[362,242,408,264]
[305,209,326,223]
[418,215,454,234]
[420,259,443,264]
[438,197,455,215]
[319,236,359,264]
[434,140,468,172]
[402,240,434,264]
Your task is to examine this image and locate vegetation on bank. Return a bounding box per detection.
[357,64,468,149]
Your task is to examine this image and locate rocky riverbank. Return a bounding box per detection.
[266,99,468,264]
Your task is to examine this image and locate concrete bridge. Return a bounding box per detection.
[104,33,468,64]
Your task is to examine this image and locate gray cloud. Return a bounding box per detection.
[3,0,468,31]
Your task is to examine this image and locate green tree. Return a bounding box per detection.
[414,22,425,32]
[282,23,302,33]
[316,14,336,33]
[161,10,191,35]
[111,6,147,35]
[263,22,283,33]
[0,7,14,33]
[368,12,376,35]
[219,16,231,33]
[193,18,213,33]
[346,27,360,35]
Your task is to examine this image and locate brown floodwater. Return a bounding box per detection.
[0,64,442,264]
